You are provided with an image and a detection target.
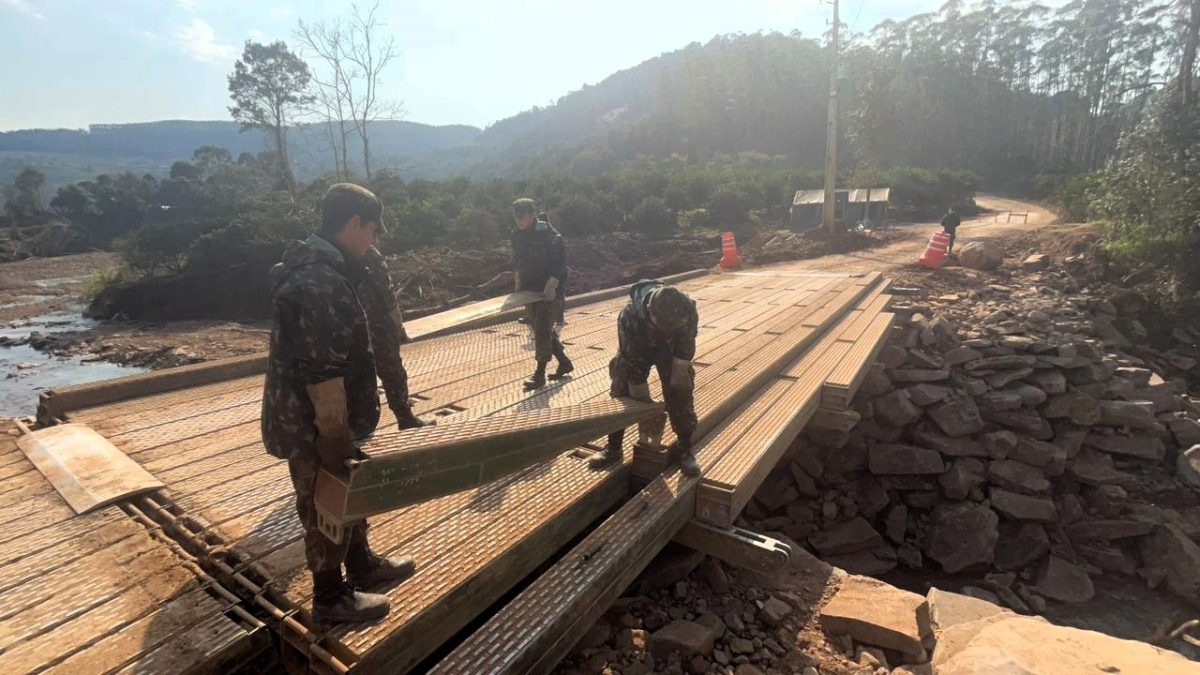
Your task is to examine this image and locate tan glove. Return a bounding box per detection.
[638,413,667,448]
[307,378,356,468]
[628,381,653,402]
[543,276,560,302]
[669,357,693,390]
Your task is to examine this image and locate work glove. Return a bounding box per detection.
[638,413,667,449]
[669,357,694,390]
[628,381,653,402]
[308,378,357,468]
[543,276,560,302]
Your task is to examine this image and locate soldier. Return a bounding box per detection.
[358,246,429,429]
[261,183,415,625]
[511,198,573,390]
[590,279,700,477]
[941,207,961,254]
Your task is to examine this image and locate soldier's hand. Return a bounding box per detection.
[316,433,358,469]
[543,276,560,302]
[669,358,694,390]
[628,381,653,402]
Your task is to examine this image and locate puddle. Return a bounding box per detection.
[1,308,145,417]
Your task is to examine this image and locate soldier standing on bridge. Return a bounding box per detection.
[511,198,573,390]
[359,246,430,429]
[261,183,416,625]
[590,279,701,477]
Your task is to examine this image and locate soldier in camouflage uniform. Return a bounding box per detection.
[590,280,700,476]
[511,198,573,389]
[358,246,429,429]
[261,183,416,625]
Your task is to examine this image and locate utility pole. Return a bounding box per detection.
[822,0,840,233]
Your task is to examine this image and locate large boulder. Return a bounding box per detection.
[926,502,999,573]
[931,614,1200,674]
[928,393,985,437]
[819,575,933,661]
[810,517,884,556]
[958,241,1003,270]
[1139,524,1200,609]
[1036,556,1094,603]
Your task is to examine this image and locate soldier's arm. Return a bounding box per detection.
[549,231,567,282]
[617,308,654,383]
[671,305,699,362]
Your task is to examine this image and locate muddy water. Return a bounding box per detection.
[1,308,144,417]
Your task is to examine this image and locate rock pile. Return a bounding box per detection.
[745,258,1200,615]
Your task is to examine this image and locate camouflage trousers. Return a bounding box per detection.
[527,300,567,365]
[373,332,412,414]
[288,452,369,573]
[606,353,697,451]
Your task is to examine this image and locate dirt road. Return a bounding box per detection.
[765,195,1056,275]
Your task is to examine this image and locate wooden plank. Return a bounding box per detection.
[16,423,164,515]
[39,354,268,424]
[822,311,895,409]
[429,472,695,675]
[314,399,663,541]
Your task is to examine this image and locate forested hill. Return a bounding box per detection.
[418,0,1171,188]
[3,0,1177,191]
[0,120,480,187]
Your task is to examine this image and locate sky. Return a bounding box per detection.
[0,0,941,132]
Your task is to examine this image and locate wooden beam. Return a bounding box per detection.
[38,354,268,424]
[313,399,662,543]
[673,520,791,573]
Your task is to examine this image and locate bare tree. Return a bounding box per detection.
[296,18,354,180]
[296,2,402,183]
[344,1,403,182]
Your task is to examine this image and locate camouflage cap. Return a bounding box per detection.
[322,183,387,234]
[512,197,537,216]
[648,286,694,331]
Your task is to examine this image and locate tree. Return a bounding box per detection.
[5,168,46,221]
[228,40,314,192]
[296,17,355,179]
[298,2,402,182]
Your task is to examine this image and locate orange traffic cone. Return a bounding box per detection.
[719,232,743,269]
[920,231,951,269]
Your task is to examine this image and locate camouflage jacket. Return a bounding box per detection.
[616,280,698,384]
[261,234,380,459]
[358,247,410,412]
[511,220,567,293]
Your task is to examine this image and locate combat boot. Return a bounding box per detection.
[523,362,547,390]
[588,442,622,470]
[548,353,574,381]
[393,406,430,430]
[673,443,701,477]
[311,570,389,625]
[346,547,417,589]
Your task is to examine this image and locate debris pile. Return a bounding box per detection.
[744,253,1200,617]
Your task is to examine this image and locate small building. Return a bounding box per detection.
[790,187,890,230]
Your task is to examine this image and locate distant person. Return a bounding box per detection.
[358,246,430,429]
[511,198,572,390]
[941,207,961,254]
[590,279,700,477]
[261,183,415,625]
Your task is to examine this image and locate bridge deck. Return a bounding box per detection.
[14,269,891,674]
